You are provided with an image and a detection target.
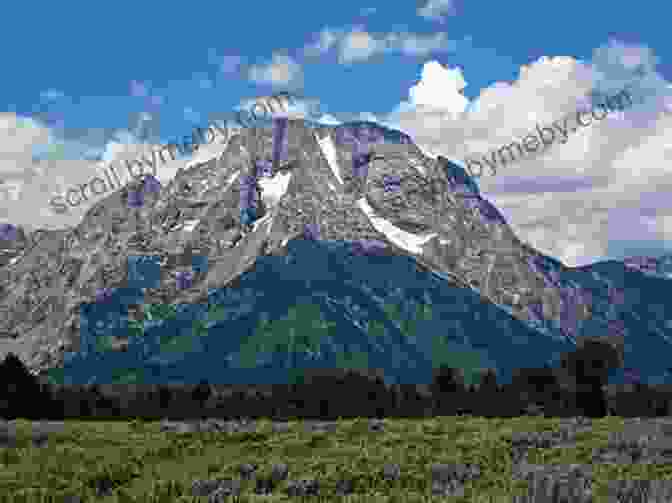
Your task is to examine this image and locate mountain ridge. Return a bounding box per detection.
[0,117,668,385]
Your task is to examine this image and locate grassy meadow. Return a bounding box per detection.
[1,415,670,502]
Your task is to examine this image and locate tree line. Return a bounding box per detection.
[0,337,669,421]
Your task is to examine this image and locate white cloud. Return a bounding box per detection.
[417,0,456,22]
[236,94,322,121]
[284,97,331,121]
[408,61,469,114]
[0,114,52,162]
[358,112,380,122]
[303,27,457,63]
[339,29,384,63]
[303,28,343,57]
[389,32,458,56]
[378,42,672,267]
[316,113,341,125]
[248,53,303,87]
[0,115,164,231]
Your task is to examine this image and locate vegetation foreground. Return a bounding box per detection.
[2,415,672,502]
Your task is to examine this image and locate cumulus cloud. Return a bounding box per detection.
[0,114,52,162]
[339,29,384,63]
[303,27,457,62]
[0,114,59,210]
[303,28,343,57]
[316,113,341,125]
[378,42,672,267]
[248,53,303,88]
[391,32,458,56]
[0,157,100,229]
[0,114,163,231]
[237,94,322,121]
[417,0,456,22]
[358,112,380,122]
[408,61,469,114]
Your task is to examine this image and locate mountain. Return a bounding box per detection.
[0,118,668,386]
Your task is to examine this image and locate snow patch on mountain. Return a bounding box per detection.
[259,171,292,208]
[357,197,437,254]
[225,170,241,187]
[252,212,275,233]
[315,133,344,185]
[182,219,200,233]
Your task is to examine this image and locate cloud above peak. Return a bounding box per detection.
[303,26,458,63]
[408,61,469,114]
[248,53,304,88]
[417,0,457,22]
[376,43,672,267]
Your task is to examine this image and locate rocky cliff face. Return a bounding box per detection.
[0,118,656,384]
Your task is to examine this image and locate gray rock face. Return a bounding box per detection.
[0,119,594,375]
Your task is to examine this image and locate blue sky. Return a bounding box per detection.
[1,0,671,267]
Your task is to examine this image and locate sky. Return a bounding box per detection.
[0,0,670,267]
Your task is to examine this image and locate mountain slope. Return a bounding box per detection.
[48,239,577,386]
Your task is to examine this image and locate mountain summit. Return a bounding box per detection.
[0,118,667,385]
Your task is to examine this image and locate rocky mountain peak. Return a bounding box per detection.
[0,118,619,377]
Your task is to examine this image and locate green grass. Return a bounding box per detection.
[1,416,670,502]
[30,303,672,500]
